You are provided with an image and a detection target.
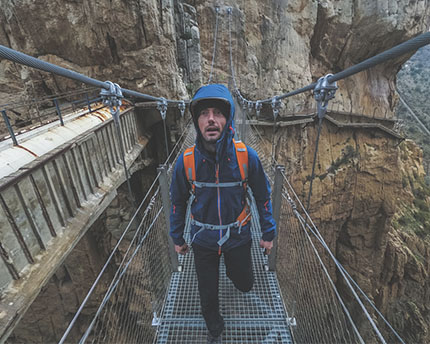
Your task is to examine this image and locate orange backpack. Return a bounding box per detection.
[183,139,251,226]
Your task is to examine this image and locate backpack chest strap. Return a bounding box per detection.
[192,180,245,188]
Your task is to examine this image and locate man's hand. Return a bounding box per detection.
[260,239,273,255]
[175,243,190,255]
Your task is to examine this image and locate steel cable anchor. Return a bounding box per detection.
[157,97,170,159]
[314,73,337,119]
[178,101,186,118]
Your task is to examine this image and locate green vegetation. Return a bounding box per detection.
[327,145,357,174]
[396,45,430,169]
[393,176,430,240]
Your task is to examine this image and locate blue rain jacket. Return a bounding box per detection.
[170,84,276,251]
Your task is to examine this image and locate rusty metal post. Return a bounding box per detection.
[53,98,64,126]
[85,93,92,113]
[269,164,285,271]
[1,110,18,145]
[158,164,179,271]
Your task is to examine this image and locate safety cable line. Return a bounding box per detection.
[305,117,323,212]
[208,7,220,84]
[58,172,161,344]
[80,205,163,343]
[0,44,188,104]
[280,169,402,343]
[290,203,365,344]
[60,121,194,343]
[228,7,238,91]
[396,88,430,136]
[0,86,99,110]
[227,29,430,105]
[299,215,388,344]
[285,186,385,343]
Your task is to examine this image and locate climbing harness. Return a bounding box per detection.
[182,139,254,250]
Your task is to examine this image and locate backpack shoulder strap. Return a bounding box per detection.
[183,145,196,191]
[233,139,248,181]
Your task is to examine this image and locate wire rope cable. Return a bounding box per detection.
[280,168,404,343]
[0,44,188,104]
[208,7,220,84]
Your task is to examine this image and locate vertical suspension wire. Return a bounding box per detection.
[208,6,220,84]
[305,116,323,213]
[282,167,396,343]
[228,7,238,91]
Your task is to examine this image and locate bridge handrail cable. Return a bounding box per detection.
[0,45,188,104]
[59,117,194,344]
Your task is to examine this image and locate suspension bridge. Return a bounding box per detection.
[0,7,429,343]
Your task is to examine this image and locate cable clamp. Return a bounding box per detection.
[247,100,254,112]
[100,81,123,120]
[227,7,232,15]
[178,101,186,118]
[314,74,337,119]
[157,97,168,120]
[242,99,248,111]
[255,100,262,117]
[271,97,281,120]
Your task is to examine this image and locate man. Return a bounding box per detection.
[170,84,276,343]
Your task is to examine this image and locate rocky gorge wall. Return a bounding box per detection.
[1,0,430,343]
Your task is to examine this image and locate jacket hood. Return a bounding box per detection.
[190,84,236,159]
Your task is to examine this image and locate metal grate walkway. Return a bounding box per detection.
[155,223,293,343]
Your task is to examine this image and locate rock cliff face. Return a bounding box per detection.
[1,0,430,342]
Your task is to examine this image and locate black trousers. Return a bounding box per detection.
[192,240,254,337]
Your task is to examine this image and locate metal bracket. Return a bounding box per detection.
[157,97,168,120]
[178,101,186,118]
[287,317,297,327]
[271,97,281,120]
[255,101,262,117]
[247,100,253,112]
[100,81,123,120]
[152,312,161,326]
[314,74,337,119]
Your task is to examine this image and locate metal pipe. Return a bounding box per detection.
[269,165,284,271]
[53,98,64,126]
[157,164,179,271]
[1,110,18,145]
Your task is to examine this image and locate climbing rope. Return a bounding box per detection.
[208,6,220,84]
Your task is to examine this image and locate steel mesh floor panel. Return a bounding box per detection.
[156,320,292,343]
[156,222,292,343]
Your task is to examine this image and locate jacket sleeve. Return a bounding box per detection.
[247,146,277,242]
[169,154,190,246]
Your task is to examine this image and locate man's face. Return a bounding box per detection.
[198,107,227,144]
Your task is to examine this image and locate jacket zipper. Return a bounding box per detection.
[216,163,222,255]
